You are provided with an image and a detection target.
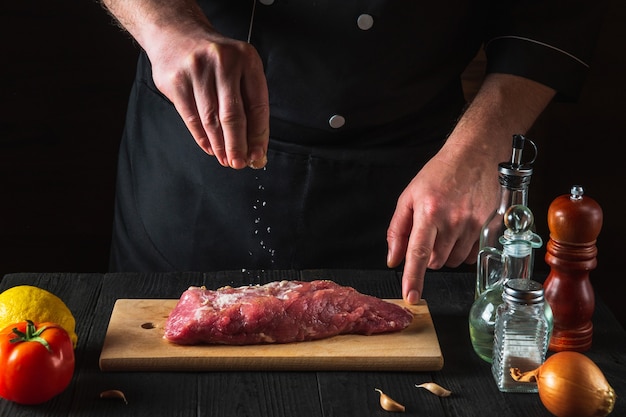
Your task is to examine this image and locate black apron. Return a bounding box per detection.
[109,54,446,271]
[109,1,482,272]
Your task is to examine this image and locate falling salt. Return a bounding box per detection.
[249,165,276,264]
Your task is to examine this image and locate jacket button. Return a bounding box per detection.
[357,14,374,30]
[259,0,274,5]
[328,115,346,129]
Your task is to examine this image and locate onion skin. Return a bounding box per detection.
[510,351,616,417]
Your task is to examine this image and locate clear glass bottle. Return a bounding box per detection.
[469,205,542,362]
[476,134,536,299]
[492,279,553,393]
[469,279,508,362]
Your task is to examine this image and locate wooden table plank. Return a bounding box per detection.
[0,270,624,417]
[317,371,448,417]
[198,372,322,417]
[0,273,104,416]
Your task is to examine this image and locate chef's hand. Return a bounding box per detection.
[386,142,499,304]
[386,73,555,305]
[148,26,270,169]
[100,0,270,169]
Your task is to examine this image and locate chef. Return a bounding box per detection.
[100,0,605,304]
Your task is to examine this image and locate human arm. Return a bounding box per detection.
[100,0,269,169]
[387,73,555,304]
[386,0,606,305]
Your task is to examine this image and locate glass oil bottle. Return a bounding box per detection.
[476,134,536,299]
[469,204,543,362]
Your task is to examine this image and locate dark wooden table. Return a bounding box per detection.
[0,270,623,416]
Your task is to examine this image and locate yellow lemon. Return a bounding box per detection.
[0,285,77,347]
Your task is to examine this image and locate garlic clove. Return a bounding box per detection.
[415,382,452,397]
[374,388,406,412]
[99,389,128,405]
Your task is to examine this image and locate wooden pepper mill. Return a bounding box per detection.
[544,185,603,352]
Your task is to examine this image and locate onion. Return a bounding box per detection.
[510,351,616,417]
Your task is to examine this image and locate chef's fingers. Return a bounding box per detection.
[387,198,430,304]
[425,218,457,270]
[169,74,223,162]
[464,241,479,265]
[442,233,479,268]
[401,219,436,305]
[183,40,258,169]
[215,82,248,169]
[211,43,269,170]
[386,202,412,269]
[241,61,270,169]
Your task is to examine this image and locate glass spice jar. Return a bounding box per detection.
[491,279,553,393]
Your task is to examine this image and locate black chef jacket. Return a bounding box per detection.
[109,0,605,272]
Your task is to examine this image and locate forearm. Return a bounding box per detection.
[99,0,212,53]
[390,73,556,303]
[443,73,556,165]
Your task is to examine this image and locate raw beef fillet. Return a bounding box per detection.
[164,280,413,345]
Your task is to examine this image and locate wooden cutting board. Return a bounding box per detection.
[99,299,443,372]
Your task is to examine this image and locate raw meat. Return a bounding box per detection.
[164,280,413,345]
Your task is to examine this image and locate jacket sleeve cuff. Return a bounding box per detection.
[484,36,591,101]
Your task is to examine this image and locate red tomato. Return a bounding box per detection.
[0,320,75,405]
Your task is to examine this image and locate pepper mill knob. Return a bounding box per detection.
[544,185,603,352]
[547,186,603,245]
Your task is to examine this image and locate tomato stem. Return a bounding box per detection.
[10,320,52,352]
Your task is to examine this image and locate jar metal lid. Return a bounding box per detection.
[503,279,544,304]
